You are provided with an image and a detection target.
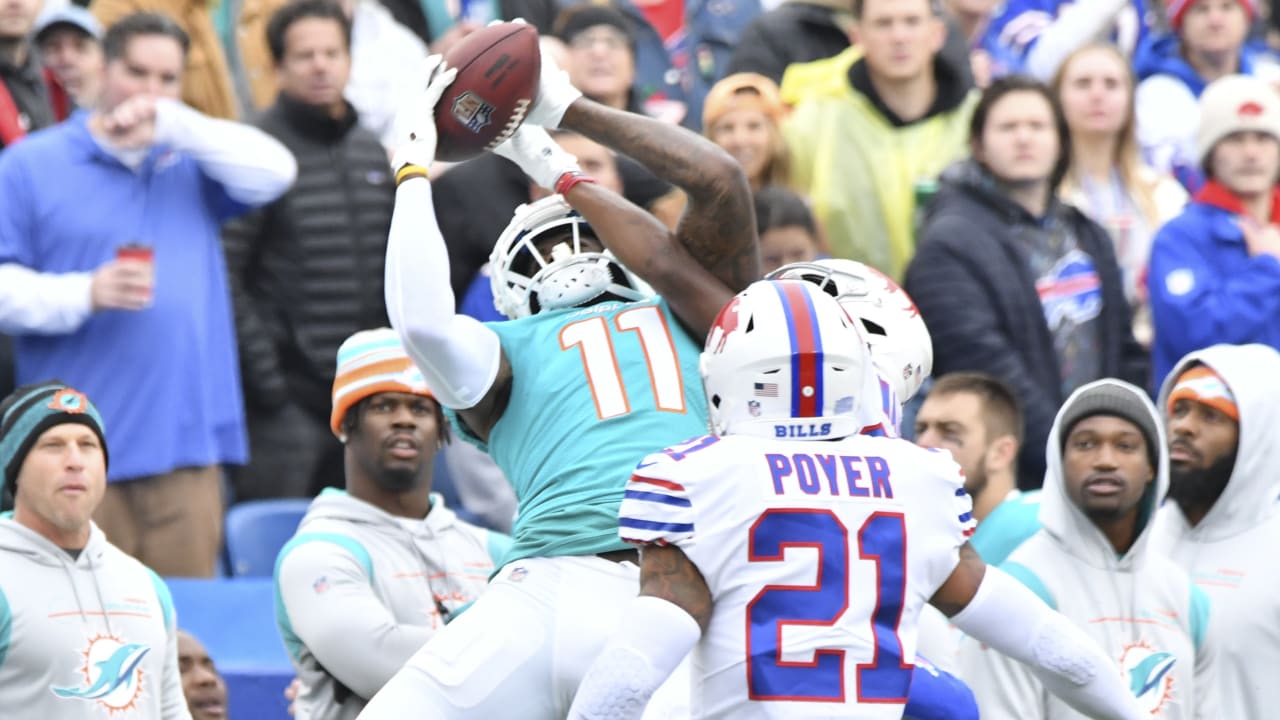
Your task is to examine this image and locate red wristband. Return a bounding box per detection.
[555,171,598,197]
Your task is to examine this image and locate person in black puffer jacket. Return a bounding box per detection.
[906,76,1148,488]
[223,0,396,500]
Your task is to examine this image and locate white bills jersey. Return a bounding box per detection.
[620,433,974,719]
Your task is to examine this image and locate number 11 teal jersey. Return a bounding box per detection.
[448,298,707,566]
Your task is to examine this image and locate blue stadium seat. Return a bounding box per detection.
[224,499,312,577]
[166,577,293,720]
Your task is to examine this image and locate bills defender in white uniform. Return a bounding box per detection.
[569,280,1148,720]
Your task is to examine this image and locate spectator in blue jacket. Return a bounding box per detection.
[0,13,296,576]
[1148,74,1280,390]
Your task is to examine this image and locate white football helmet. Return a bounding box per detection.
[767,259,933,402]
[701,279,872,439]
[489,195,653,319]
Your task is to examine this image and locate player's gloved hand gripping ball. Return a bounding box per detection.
[431,21,544,161]
[391,54,457,171]
[492,124,583,192]
[509,19,583,128]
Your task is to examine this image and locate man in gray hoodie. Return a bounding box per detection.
[962,379,1218,719]
[274,328,509,720]
[0,381,190,719]
[1154,343,1280,720]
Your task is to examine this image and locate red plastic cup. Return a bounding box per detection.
[116,243,155,306]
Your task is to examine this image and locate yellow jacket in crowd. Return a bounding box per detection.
[781,46,977,280]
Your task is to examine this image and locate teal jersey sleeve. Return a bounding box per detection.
[447,298,708,563]
[970,490,1043,565]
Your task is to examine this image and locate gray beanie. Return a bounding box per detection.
[1059,381,1161,471]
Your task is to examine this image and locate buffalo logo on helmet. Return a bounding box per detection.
[451,91,495,133]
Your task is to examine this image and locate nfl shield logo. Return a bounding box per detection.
[452,91,495,134]
[748,400,762,417]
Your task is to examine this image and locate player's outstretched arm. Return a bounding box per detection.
[567,545,708,720]
[516,46,758,337]
[560,99,759,297]
[493,125,738,336]
[385,58,512,441]
[931,546,1146,720]
[520,40,757,299]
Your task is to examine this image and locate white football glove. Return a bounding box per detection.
[391,54,459,171]
[485,17,581,128]
[527,37,582,128]
[493,124,583,191]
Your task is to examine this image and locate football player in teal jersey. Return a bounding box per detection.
[359,48,758,719]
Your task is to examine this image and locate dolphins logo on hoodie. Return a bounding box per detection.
[51,634,151,713]
[1119,640,1177,714]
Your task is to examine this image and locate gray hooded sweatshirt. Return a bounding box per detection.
[275,489,508,720]
[962,379,1217,719]
[1152,343,1280,720]
[0,519,190,719]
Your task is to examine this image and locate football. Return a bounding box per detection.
[434,22,541,162]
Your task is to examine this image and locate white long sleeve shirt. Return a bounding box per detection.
[0,98,295,335]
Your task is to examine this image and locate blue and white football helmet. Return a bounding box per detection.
[488,195,652,319]
[701,279,872,439]
[768,258,933,402]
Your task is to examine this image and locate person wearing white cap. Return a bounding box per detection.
[1147,74,1280,391]
[33,5,105,116]
[275,328,509,720]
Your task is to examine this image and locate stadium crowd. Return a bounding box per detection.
[1,0,1279,715]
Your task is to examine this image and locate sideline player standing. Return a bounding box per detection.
[569,280,1148,720]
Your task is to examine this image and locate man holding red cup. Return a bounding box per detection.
[0,13,297,576]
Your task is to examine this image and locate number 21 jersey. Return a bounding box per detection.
[620,433,975,718]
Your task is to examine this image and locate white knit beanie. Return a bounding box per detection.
[1196,75,1280,169]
